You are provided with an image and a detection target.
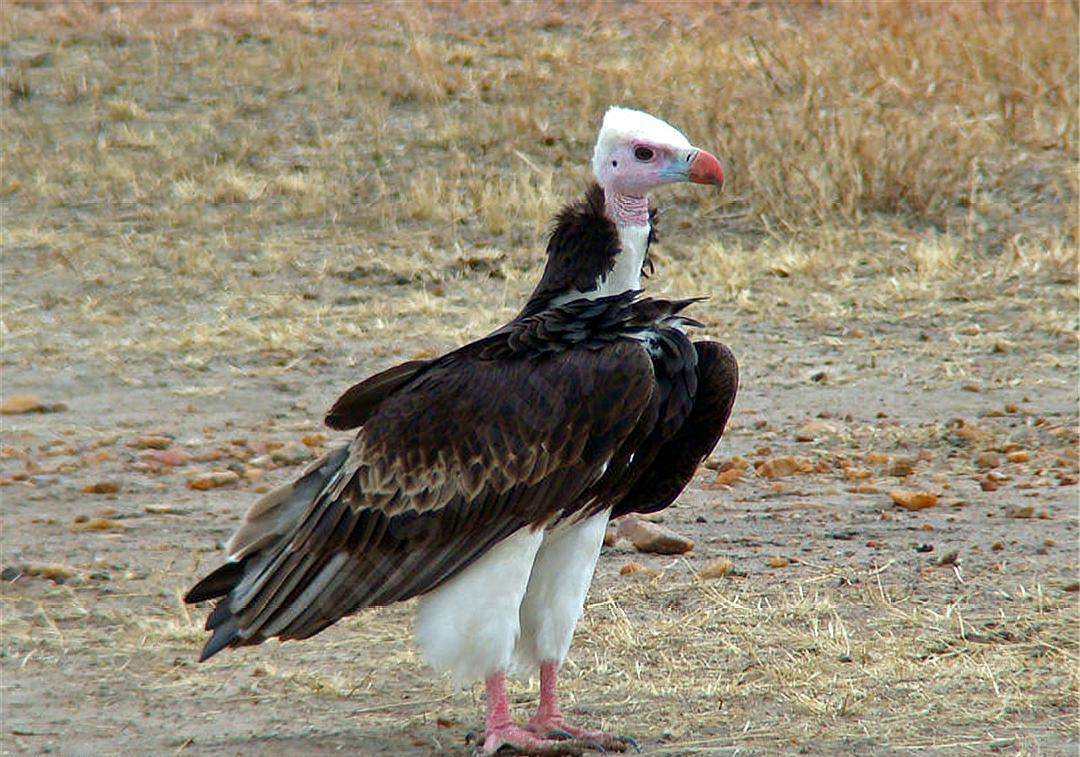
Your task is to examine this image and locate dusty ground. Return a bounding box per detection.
[2,4,1078,756]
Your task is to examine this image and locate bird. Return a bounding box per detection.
[185,106,738,756]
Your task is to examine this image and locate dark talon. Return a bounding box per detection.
[621,736,642,753]
[549,729,575,741]
[465,730,479,745]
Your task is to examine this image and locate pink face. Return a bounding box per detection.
[595,138,724,197]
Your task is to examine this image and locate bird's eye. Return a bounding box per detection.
[634,146,654,161]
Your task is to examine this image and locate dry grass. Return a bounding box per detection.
[1,1,1075,369]
[2,557,1075,753]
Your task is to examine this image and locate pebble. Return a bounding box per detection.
[699,558,735,579]
[756,456,813,479]
[1005,505,1035,519]
[888,457,917,477]
[603,525,618,547]
[129,435,172,450]
[22,563,77,582]
[0,395,68,415]
[617,518,694,555]
[83,481,121,495]
[71,518,128,533]
[889,489,939,511]
[976,452,1001,469]
[709,467,742,487]
[271,442,314,465]
[187,470,241,490]
[619,561,657,577]
[795,420,835,442]
[767,556,790,568]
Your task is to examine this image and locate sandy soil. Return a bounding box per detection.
[2,291,1076,755]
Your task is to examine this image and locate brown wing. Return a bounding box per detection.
[324,359,431,430]
[186,341,658,660]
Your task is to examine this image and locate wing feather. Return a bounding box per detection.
[189,341,658,658]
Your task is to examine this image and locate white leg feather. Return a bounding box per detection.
[514,509,611,672]
[415,526,544,686]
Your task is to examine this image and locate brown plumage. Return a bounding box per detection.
[186,290,700,660]
[186,182,737,668]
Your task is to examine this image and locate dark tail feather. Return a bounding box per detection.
[198,615,241,662]
[184,558,247,604]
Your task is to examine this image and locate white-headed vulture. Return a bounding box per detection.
[186,107,737,755]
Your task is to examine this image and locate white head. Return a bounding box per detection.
[591,107,724,199]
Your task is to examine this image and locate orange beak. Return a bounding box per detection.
[688,149,724,187]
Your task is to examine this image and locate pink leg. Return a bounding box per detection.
[526,662,639,752]
[479,671,598,755]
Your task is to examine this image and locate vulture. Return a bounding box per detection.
[186,107,738,755]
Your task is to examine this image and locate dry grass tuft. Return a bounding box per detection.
[2,1,1075,365]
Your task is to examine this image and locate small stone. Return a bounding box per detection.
[889,489,939,511]
[145,449,189,467]
[767,556,790,568]
[795,420,835,443]
[144,504,188,515]
[619,561,656,577]
[83,481,121,495]
[187,470,241,490]
[0,395,67,415]
[888,457,917,477]
[980,476,1000,492]
[1005,505,1035,519]
[248,454,273,468]
[961,383,981,393]
[617,518,694,555]
[1064,582,1079,593]
[271,442,314,466]
[848,484,880,494]
[1005,450,1030,463]
[71,518,128,532]
[976,452,1001,469]
[129,435,172,450]
[603,526,619,547]
[756,456,813,479]
[23,563,77,582]
[301,434,328,448]
[711,467,742,487]
[699,558,735,579]
[937,549,959,566]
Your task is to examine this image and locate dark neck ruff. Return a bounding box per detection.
[521,184,656,317]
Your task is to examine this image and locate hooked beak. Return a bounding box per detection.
[688,149,724,187]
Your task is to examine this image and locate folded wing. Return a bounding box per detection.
[185,341,657,660]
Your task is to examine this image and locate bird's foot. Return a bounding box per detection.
[473,723,597,755]
[526,717,640,753]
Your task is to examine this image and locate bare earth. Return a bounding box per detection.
[2,4,1077,756]
[3,282,1077,755]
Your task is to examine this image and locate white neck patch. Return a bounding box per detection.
[551,219,649,307]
